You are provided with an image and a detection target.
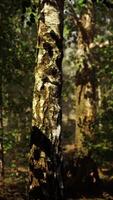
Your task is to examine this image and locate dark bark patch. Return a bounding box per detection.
[30,126,52,158]
[43,0,57,9]
[50,30,62,49]
[43,42,53,57]
[48,68,57,76]
[56,56,62,70]
[40,11,45,23]
[29,163,34,171]
[34,148,41,160]
[33,168,44,179]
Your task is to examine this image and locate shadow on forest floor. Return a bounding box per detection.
[0,167,113,200]
[1,179,113,200]
[1,146,113,200]
[63,176,113,200]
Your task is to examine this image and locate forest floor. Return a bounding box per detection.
[1,144,113,200]
[0,167,29,200]
[0,167,113,200]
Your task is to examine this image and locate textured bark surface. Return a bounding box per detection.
[29,0,64,199]
[75,1,97,156]
[32,0,63,135]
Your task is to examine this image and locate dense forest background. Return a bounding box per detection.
[1,0,113,199]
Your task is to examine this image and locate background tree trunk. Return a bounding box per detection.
[75,1,97,156]
[0,70,4,181]
[29,1,64,199]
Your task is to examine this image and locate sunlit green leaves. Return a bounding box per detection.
[76,0,85,7]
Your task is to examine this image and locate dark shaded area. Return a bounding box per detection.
[62,152,113,200]
[43,43,53,58]
[30,126,53,157]
[29,126,64,200]
[50,30,63,50]
[0,0,36,199]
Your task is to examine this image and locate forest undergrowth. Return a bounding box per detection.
[1,149,113,200]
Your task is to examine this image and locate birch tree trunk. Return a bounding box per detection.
[29,1,64,199]
[75,1,97,156]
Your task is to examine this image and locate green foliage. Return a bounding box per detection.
[76,0,86,8]
[21,0,40,26]
[0,0,36,175]
[63,0,113,170]
[83,113,113,166]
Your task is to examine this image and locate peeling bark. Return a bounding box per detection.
[32,1,63,134]
[29,1,64,199]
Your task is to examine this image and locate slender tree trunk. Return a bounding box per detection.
[75,1,97,156]
[0,70,4,181]
[29,1,64,199]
